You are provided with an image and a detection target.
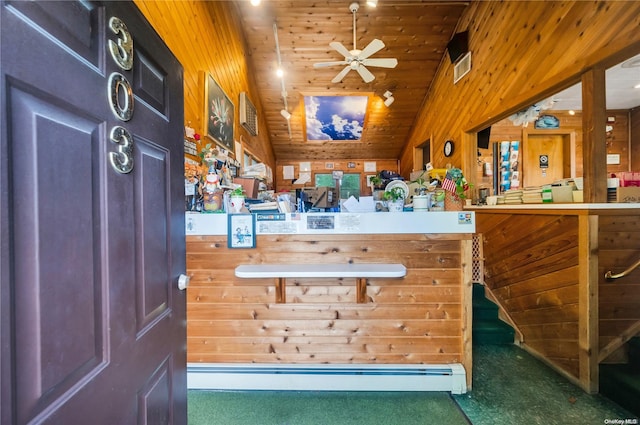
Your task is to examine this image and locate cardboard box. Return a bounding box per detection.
[301,187,337,208]
[551,186,574,203]
[233,177,260,198]
[616,186,640,203]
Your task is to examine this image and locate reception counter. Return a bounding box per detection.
[185,211,475,392]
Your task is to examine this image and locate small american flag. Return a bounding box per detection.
[442,173,457,193]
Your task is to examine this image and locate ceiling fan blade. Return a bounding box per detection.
[329,41,353,59]
[356,65,375,83]
[361,58,398,68]
[313,61,348,68]
[331,65,353,83]
[358,39,385,60]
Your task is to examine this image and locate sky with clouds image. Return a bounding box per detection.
[304,96,368,141]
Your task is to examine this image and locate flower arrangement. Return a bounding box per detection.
[442,167,472,199]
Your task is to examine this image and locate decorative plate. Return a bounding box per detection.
[385,180,409,199]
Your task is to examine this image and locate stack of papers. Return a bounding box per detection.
[503,190,523,204]
[522,187,543,204]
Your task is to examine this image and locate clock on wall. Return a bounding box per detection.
[444,140,454,157]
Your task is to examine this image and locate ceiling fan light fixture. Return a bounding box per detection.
[281,109,291,120]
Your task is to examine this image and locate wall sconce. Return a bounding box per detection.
[281,109,291,120]
[383,90,394,107]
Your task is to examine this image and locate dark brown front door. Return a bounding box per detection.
[1,1,187,423]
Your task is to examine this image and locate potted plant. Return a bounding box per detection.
[442,167,473,210]
[410,171,431,211]
[229,186,245,213]
[383,186,406,212]
[369,174,385,200]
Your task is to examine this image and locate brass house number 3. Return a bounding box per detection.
[107,16,134,174]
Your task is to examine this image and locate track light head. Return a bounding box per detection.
[384,96,394,107]
[281,109,291,120]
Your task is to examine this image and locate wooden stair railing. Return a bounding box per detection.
[598,320,640,363]
[604,257,640,280]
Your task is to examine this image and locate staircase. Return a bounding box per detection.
[599,336,640,416]
[472,283,515,345]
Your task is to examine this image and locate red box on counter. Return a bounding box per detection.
[233,177,260,198]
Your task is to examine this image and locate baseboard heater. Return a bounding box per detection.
[187,363,467,394]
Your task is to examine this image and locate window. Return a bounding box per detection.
[315,173,361,199]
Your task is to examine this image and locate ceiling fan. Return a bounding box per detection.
[313,2,398,83]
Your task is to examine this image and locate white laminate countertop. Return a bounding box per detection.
[467,203,640,210]
[185,211,475,236]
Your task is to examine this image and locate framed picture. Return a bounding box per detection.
[204,73,235,154]
[227,214,256,249]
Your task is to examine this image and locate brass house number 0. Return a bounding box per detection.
[107,16,134,174]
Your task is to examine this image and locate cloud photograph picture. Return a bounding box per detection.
[304,96,368,141]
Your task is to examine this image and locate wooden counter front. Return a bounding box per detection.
[185,216,474,388]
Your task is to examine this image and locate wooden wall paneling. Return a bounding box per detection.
[185,233,469,367]
[401,1,640,185]
[631,108,640,171]
[477,211,581,382]
[598,212,640,363]
[275,159,399,194]
[135,0,276,169]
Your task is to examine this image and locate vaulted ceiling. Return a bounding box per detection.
[236,0,470,161]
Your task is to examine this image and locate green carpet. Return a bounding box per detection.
[188,390,470,425]
[454,344,637,425]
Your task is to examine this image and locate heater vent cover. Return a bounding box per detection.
[240,92,258,136]
[453,52,472,84]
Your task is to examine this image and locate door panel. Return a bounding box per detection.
[523,134,565,187]
[1,1,186,424]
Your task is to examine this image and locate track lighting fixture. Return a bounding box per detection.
[383,90,394,107]
[281,109,291,120]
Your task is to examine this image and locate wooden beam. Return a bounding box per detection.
[582,67,608,203]
[578,215,599,393]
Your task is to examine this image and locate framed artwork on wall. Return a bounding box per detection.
[204,73,235,154]
[227,214,256,249]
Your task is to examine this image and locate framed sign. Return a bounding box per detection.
[204,73,235,154]
[227,214,256,249]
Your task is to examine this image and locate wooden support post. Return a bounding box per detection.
[275,277,286,303]
[579,215,599,393]
[356,278,367,303]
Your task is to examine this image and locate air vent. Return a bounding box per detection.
[239,92,258,136]
[453,52,472,84]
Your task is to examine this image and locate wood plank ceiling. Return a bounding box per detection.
[235,0,469,161]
